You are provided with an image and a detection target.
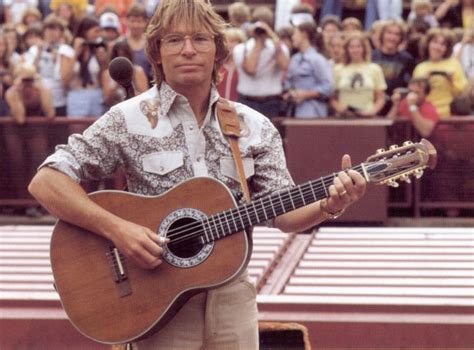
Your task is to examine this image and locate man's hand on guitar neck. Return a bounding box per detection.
[320,154,367,217]
[274,154,366,232]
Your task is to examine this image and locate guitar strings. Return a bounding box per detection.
[166,164,379,247]
[166,163,390,246]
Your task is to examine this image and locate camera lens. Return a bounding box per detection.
[255,27,266,35]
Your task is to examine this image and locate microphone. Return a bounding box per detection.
[109,57,135,100]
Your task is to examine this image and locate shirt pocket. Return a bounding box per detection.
[142,151,184,176]
[220,156,255,182]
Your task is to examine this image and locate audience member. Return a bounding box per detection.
[342,17,363,32]
[327,31,345,66]
[94,0,133,24]
[283,21,333,118]
[24,15,74,116]
[369,19,385,50]
[125,4,152,83]
[434,0,464,28]
[50,1,81,34]
[227,1,251,32]
[413,27,468,117]
[68,16,107,117]
[3,0,38,25]
[320,15,342,57]
[276,26,295,54]
[0,33,13,116]
[99,11,121,46]
[453,21,474,80]
[5,62,54,122]
[18,6,42,34]
[365,0,402,31]
[2,24,22,63]
[233,6,290,118]
[372,19,416,114]
[217,27,246,101]
[21,24,42,51]
[406,16,431,63]
[408,0,439,28]
[387,77,439,137]
[102,40,149,107]
[330,32,387,118]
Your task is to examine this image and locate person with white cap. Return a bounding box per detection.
[99,11,121,44]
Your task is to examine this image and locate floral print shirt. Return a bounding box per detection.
[41,83,294,204]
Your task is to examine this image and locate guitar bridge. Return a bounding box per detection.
[106,247,132,297]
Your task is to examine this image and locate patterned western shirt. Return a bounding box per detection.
[40,83,294,204]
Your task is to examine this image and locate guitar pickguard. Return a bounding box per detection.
[159,208,215,268]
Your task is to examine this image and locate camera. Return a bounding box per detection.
[83,39,107,49]
[254,22,267,36]
[21,77,35,84]
[398,87,410,97]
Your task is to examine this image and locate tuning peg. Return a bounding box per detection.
[400,174,411,183]
[389,145,399,150]
[376,148,385,154]
[414,169,424,179]
[403,141,413,146]
[387,180,399,188]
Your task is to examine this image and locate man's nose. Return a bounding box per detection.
[181,37,197,54]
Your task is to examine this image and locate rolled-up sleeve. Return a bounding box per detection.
[39,108,126,182]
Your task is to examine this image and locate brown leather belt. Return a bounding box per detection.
[239,94,281,102]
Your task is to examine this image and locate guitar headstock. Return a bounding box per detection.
[364,139,437,187]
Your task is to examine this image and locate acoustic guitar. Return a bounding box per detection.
[50,139,437,344]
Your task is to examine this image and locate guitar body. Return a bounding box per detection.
[50,177,250,344]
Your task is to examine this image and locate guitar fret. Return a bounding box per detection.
[298,185,306,206]
[206,219,215,241]
[223,212,232,234]
[289,189,296,209]
[236,207,245,230]
[277,191,285,214]
[231,209,239,232]
[270,196,277,217]
[212,217,220,239]
[244,204,251,224]
[259,199,268,221]
[321,177,328,197]
[309,181,317,201]
[202,222,210,243]
[216,213,224,237]
[252,202,260,222]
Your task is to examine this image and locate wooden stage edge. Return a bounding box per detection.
[1,225,473,349]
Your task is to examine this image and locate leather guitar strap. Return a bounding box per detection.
[216,98,251,203]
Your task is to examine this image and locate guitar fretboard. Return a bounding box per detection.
[199,164,366,244]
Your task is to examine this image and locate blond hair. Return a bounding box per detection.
[145,0,229,85]
[411,0,433,12]
[343,31,372,64]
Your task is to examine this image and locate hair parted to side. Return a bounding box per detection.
[421,27,454,60]
[343,31,372,64]
[145,0,229,85]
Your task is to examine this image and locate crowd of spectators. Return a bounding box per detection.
[0,0,472,128]
[0,0,473,216]
[220,0,473,138]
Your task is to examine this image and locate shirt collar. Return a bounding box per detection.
[157,81,221,122]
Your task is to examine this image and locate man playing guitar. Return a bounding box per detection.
[29,0,367,348]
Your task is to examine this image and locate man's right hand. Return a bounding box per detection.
[107,219,168,270]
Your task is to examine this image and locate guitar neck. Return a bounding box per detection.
[201,163,367,243]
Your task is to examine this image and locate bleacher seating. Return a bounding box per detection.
[1,225,473,349]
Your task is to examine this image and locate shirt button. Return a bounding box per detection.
[189,125,194,131]
[159,166,165,172]
[197,156,202,162]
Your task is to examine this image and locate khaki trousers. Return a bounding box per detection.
[134,271,259,350]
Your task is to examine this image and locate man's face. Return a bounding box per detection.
[158,24,216,90]
[408,82,426,101]
[382,25,403,51]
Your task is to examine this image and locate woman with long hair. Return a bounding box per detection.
[330,32,387,118]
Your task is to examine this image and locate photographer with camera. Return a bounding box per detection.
[68,16,108,118]
[23,15,75,116]
[233,6,289,118]
[387,77,439,137]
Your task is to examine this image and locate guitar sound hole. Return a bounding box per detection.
[166,217,204,258]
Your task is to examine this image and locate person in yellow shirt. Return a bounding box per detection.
[413,28,468,117]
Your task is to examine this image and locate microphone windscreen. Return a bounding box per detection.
[109,57,134,86]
